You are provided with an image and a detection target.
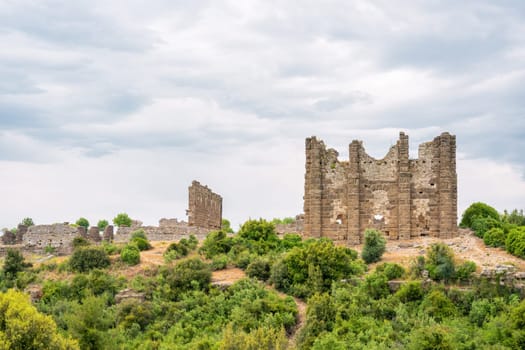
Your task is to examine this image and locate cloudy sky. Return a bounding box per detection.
[1,0,525,230]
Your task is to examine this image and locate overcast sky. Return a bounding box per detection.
[1,0,525,230]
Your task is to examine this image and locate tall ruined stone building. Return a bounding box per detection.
[187,180,222,230]
[304,132,457,243]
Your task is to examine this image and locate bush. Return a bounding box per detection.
[121,244,141,265]
[425,243,455,282]
[131,237,152,251]
[161,257,211,295]
[484,228,506,247]
[280,233,303,250]
[246,257,271,281]
[101,241,120,255]
[460,202,501,228]
[210,254,229,270]
[455,261,476,282]
[270,239,365,298]
[75,217,90,229]
[199,230,234,258]
[471,216,501,238]
[505,227,525,258]
[396,281,424,302]
[69,247,110,272]
[361,229,386,264]
[21,217,34,226]
[221,218,234,233]
[376,262,405,280]
[72,236,90,250]
[164,242,189,261]
[113,213,132,227]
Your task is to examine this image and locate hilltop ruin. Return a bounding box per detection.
[303,132,457,243]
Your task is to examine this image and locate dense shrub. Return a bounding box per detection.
[237,219,279,254]
[246,257,271,281]
[483,227,506,247]
[72,236,90,249]
[376,262,405,280]
[69,247,110,272]
[121,244,141,265]
[425,243,455,282]
[505,226,525,258]
[471,216,501,238]
[161,257,211,296]
[396,281,425,303]
[271,239,365,298]
[0,290,79,349]
[455,261,477,282]
[460,202,500,228]
[199,230,234,258]
[279,233,303,250]
[361,229,386,264]
[210,254,229,270]
[131,237,151,251]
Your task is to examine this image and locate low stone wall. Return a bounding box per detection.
[114,218,211,243]
[22,223,80,254]
[275,215,304,235]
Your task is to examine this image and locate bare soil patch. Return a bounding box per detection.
[352,229,525,272]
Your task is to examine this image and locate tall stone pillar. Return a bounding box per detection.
[347,140,361,244]
[304,137,323,238]
[438,133,458,238]
[397,132,411,239]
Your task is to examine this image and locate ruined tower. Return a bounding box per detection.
[187,180,223,230]
[303,132,457,243]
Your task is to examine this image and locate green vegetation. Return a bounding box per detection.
[1,215,524,349]
[21,217,35,227]
[112,213,132,227]
[75,217,90,229]
[97,219,109,231]
[120,244,140,265]
[69,247,110,272]
[461,202,525,260]
[361,228,387,264]
[221,218,234,233]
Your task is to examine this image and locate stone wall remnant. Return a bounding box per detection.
[304,132,458,243]
[187,180,222,230]
[103,225,114,242]
[89,226,101,242]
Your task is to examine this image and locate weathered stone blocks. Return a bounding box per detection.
[304,132,458,243]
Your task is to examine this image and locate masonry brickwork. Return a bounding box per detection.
[187,180,222,230]
[304,132,457,244]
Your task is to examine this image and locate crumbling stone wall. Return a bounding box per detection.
[304,132,457,243]
[275,215,304,235]
[187,180,222,230]
[114,218,210,242]
[22,223,82,254]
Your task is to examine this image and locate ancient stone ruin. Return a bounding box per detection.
[187,180,222,230]
[304,132,457,244]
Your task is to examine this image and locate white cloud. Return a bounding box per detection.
[0,0,524,229]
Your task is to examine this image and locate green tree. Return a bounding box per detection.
[97,220,109,231]
[460,202,500,228]
[426,243,455,282]
[75,217,89,229]
[20,217,34,227]
[0,289,79,349]
[3,249,31,279]
[161,257,211,297]
[112,213,132,227]
[361,229,387,264]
